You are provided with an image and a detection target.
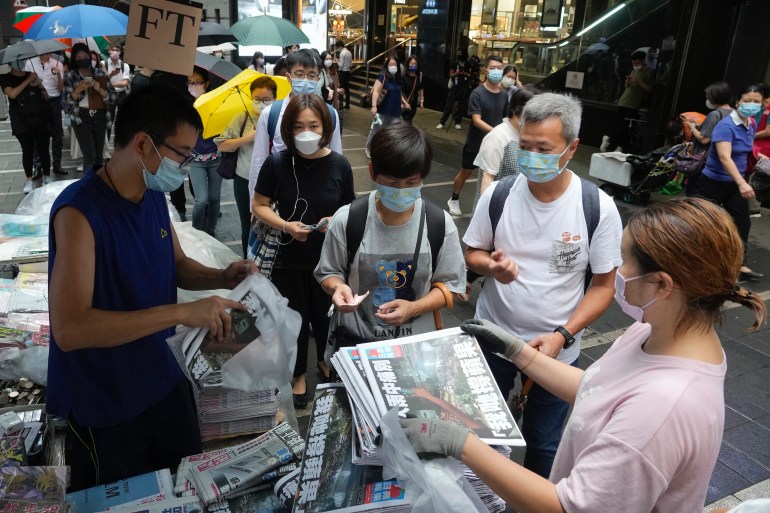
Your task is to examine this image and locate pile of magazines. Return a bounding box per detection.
[331,328,526,513]
[174,423,305,506]
[0,466,69,513]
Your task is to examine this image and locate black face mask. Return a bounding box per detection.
[75,59,91,69]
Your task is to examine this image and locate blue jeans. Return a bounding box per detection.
[188,158,223,235]
[484,348,579,478]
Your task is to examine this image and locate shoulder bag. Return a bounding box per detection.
[247,155,283,277]
[216,114,249,179]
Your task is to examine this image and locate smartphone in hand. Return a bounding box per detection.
[301,218,330,231]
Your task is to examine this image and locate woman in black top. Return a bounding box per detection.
[252,94,354,408]
[0,61,52,193]
[401,55,424,123]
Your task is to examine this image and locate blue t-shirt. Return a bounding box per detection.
[377,73,403,117]
[47,170,181,428]
[703,112,756,182]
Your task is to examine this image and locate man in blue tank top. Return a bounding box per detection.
[47,86,257,491]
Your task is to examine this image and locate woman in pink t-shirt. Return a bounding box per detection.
[400,198,766,513]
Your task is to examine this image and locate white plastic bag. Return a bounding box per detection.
[15,180,78,216]
[0,346,48,386]
[378,408,488,513]
[173,222,241,303]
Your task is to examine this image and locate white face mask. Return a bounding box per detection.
[501,77,516,88]
[324,59,333,68]
[388,65,398,75]
[633,65,642,71]
[294,131,322,155]
[252,99,272,114]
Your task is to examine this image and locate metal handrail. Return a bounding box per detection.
[364,39,414,92]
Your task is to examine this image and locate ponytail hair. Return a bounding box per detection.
[626,198,767,334]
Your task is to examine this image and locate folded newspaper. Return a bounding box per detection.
[205,468,299,513]
[175,423,305,505]
[292,383,411,513]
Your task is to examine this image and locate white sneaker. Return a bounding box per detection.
[600,135,610,152]
[447,198,462,216]
[23,179,34,194]
[435,123,444,129]
[43,177,53,185]
[455,124,462,130]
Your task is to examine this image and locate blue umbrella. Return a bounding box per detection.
[25,5,128,40]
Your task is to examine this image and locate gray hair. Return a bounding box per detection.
[521,93,582,144]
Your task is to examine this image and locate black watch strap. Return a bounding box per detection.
[554,326,575,349]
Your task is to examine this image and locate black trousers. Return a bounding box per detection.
[16,130,50,178]
[33,98,63,168]
[73,110,107,173]
[107,90,128,140]
[696,174,751,260]
[608,106,639,152]
[440,86,468,125]
[338,70,350,107]
[270,268,332,378]
[67,377,201,492]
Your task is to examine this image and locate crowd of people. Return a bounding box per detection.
[0,37,760,512]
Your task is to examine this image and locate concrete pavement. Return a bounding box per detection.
[2,103,768,510]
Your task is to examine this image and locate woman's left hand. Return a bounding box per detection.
[375,299,414,326]
[317,216,332,234]
[739,181,756,199]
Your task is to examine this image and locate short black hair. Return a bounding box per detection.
[508,85,539,118]
[754,83,770,99]
[335,40,345,48]
[71,43,90,61]
[273,58,288,77]
[631,50,646,61]
[486,54,503,66]
[191,66,209,83]
[503,65,517,75]
[705,81,733,106]
[371,122,432,179]
[286,49,320,73]
[113,85,203,149]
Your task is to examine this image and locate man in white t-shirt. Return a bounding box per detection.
[463,93,622,478]
[336,40,352,109]
[103,45,130,141]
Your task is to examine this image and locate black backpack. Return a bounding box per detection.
[489,175,600,292]
[344,195,445,275]
[17,80,50,131]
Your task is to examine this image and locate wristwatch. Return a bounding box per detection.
[553,326,575,349]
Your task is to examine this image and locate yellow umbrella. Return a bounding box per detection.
[194,69,291,139]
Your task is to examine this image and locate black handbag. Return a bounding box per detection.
[216,115,249,179]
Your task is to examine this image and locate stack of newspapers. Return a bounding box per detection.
[174,423,305,506]
[331,327,525,513]
[292,383,412,513]
[168,276,282,441]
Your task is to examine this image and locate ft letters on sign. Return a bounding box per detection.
[124,0,202,76]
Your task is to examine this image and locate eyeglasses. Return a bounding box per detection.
[291,70,319,80]
[252,98,275,104]
[149,134,198,168]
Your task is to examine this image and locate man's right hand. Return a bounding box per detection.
[488,250,518,283]
[461,319,526,360]
[180,296,245,342]
[332,283,358,312]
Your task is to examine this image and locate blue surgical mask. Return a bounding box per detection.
[516,144,572,183]
[738,102,762,118]
[375,183,422,212]
[487,69,503,83]
[291,78,318,95]
[140,139,189,193]
[614,270,656,323]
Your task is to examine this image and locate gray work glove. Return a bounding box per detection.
[399,418,470,461]
[461,319,526,361]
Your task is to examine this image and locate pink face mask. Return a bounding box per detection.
[109,51,120,59]
[614,270,657,323]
